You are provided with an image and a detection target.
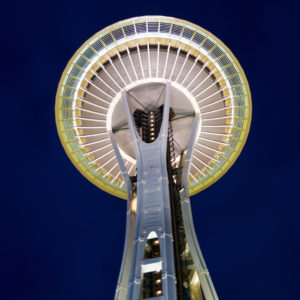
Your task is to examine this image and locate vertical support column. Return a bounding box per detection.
[114,83,177,300]
[110,130,135,300]
[180,115,219,300]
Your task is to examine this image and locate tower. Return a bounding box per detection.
[55,16,251,299]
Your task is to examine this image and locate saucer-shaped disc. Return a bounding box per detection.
[55,16,252,199]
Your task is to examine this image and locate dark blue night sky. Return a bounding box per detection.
[1,0,300,299]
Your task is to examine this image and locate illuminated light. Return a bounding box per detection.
[130,196,137,213]
[154,240,160,245]
[155,279,162,285]
[148,231,158,239]
[155,290,162,296]
[191,271,200,286]
[142,262,162,273]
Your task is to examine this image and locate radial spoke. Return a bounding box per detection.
[199,136,229,146]
[186,61,210,90]
[191,161,205,176]
[90,69,118,94]
[106,55,127,86]
[126,47,139,81]
[169,46,181,80]
[192,76,221,97]
[127,162,135,176]
[81,138,110,147]
[194,154,213,170]
[76,125,106,129]
[84,78,113,100]
[117,51,133,83]
[75,105,107,117]
[75,116,106,122]
[147,42,152,77]
[190,66,216,93]
[189,172,198,182]
[201,106,232,116]
[201,125,229,128]
[202,131,231,137]
[196,87,226,103]
[103,161,119,177]
[175,50,190,82]
[96,154,116,171]
[199,96,230,110]
[196,142,225,154]
[111,161,129,184]
[80,87,110,105]
[202,115,233,121]
[87,148,114,162]
[181,55,200,85]
[76,132,108,138]
[97,62,122,90]
[156,42,160,78]
[194,147,220,162]
[85,144,111,155]
[137,44,145,79]
[162,43,171,78]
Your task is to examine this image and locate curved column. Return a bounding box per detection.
[181,115,219,300]
[110,131,135,300]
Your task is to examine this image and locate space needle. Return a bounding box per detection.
[55,16,252,300]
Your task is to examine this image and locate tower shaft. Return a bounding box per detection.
[112,83,218,300]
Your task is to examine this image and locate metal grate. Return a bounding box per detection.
[69,65,84,78]
[224,64,238,76]
[65,76,78,87]
[82,47,96,61]
[123,24,135,36]
[101,33,114,46]
[62,86,75,98]
[112,28,124,41]
[75,56,89,69]
[229,75,242,86]
[171,24,183,36]
[192,32,205,45]
[218,55,231,67]
[202,39,215,51]
[148,22,159,32]
[160,22,171,33]
[136,22,147,33]
[210,46,224,59]
[182,27,194,40]
[91,39,104,52]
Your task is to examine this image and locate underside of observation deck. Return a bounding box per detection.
[56,16,251,199]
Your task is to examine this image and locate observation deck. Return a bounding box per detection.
[55,16,252,199]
